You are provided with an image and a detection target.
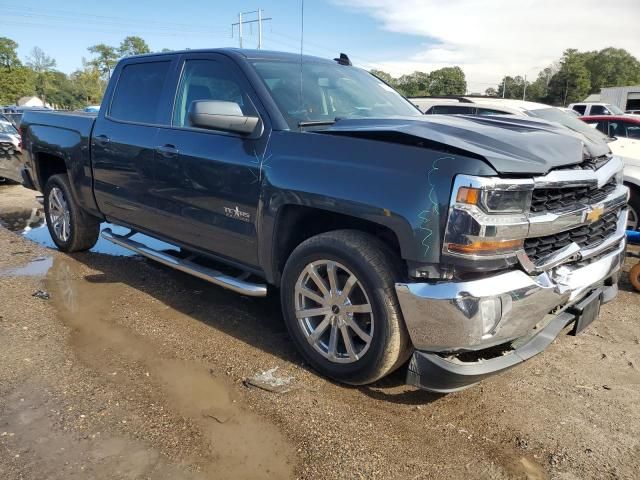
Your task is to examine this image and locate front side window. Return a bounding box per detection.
[589,105,609,115]
[572,104,586,114]
[110,61,171,124]
[173,59,254,128]
[252,60,420,128]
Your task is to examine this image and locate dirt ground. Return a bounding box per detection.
[1,182,639,480]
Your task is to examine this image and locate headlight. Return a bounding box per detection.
[443,175,534,259]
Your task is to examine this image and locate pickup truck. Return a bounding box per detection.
[19,49,629,392]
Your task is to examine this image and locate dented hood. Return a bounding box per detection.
[322,115,611,175]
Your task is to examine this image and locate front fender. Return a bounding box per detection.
[258,131,497,278]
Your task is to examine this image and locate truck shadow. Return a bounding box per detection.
[56,251,442,405]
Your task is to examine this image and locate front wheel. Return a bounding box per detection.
[44,174,100,252]
[281,230,412,385]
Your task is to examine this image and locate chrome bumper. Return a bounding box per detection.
[396,212,627,352]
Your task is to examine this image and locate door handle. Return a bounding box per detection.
[156,144,179,157]
[94,134,110,145]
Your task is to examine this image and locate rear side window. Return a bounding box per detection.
[110,61,171,124]
[572,105,586,115]
[428,105,475,114]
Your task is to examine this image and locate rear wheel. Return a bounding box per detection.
[44,174,100,252]
[281,230,412,385]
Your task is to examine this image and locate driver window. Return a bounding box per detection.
[173,59,252,128]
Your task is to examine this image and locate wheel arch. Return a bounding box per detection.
[266,204,408,285]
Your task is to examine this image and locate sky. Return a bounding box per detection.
[3,0,640,93]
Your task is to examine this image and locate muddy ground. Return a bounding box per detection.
[0,182,639,480]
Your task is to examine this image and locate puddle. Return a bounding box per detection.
[0,207,178,258]
[0,256,53,277]
[44,256,295,479]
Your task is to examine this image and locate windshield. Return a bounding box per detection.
[0,122,17,134]
[607,104,625,115]
[251,60,421,128]
[526,108,610,144]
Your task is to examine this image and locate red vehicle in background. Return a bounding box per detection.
[580,115,640,231]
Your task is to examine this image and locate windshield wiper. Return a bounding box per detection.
[298,119,337,127]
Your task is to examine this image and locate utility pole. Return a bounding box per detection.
[232,10,272,49]
[502,77,507,98]
[522,74,527,101]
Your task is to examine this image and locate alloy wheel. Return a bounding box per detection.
[628,206,639,231]
[294,260,374,364]
[48,187,71,242]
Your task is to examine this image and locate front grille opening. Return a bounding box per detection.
[530,177,617,213]
[441,342,515,363]
[524,209,620,263]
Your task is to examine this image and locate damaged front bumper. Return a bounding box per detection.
[395,226,626,393]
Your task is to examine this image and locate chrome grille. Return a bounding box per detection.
[530,177,617,213]
[524,208,621,262]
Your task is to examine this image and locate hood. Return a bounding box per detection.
[321,115,611,175]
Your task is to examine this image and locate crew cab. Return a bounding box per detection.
[19,49,629,392]
[569,102,626,116]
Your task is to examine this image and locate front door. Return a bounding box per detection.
[92,58,175,231]
[153,53,269,268]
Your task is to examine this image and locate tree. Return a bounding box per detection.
[0,37,21,69]
[585,47,640,93]
[496,75,529,100]
[484,87,498,97]
[0,66,36,104]
[26,47,57,103]
[71,62,105,105]
[370,69,396,86]
[118,36,150,57]
[427,66,466,96]
[396,71,430,97]
[88,43,118,79]
[546,49,591,105]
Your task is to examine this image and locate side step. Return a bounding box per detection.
[101,228,267,297]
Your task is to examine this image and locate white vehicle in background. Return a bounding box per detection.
[581,115,640,230]
[568,102,626,116]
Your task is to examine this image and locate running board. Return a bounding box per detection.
[101,228,267,297]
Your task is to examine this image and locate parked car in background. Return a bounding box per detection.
[568,102,626,116]
[0,120,22,183]
[83,105,100,113]
[560,107,580,117]
[626,109,640,115]
[18,48,628,393]
[581,115,640,230]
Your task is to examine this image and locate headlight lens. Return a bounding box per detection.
[443,175,534,259]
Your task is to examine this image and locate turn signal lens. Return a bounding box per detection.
[447,238,524,256]
[456,187,480,205]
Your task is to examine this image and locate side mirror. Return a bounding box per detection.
[188,100,260,135]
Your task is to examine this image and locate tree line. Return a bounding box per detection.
[487,48,640,105]
[370,66,467,97]
[0,36,164,109]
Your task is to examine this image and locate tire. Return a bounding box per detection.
[44,174,100,252]
[627,185,639,231]
[281,230,412,385]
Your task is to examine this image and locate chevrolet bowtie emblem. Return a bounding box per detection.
[586,206,604,223]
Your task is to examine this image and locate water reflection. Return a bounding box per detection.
[0,207,178,257]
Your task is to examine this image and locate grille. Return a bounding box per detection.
[524,209,620,262]
[530,177,617,213]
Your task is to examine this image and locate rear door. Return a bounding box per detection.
[152,52,269,267]
[91,57,176,230]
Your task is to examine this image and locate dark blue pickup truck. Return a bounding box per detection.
[19,49,629,392]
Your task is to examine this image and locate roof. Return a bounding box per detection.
[410,96,552,114]
[580,115,640,123]
[123,48,337,65]
[583,93,601,102]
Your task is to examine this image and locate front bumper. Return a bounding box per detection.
[396,219,626,391]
